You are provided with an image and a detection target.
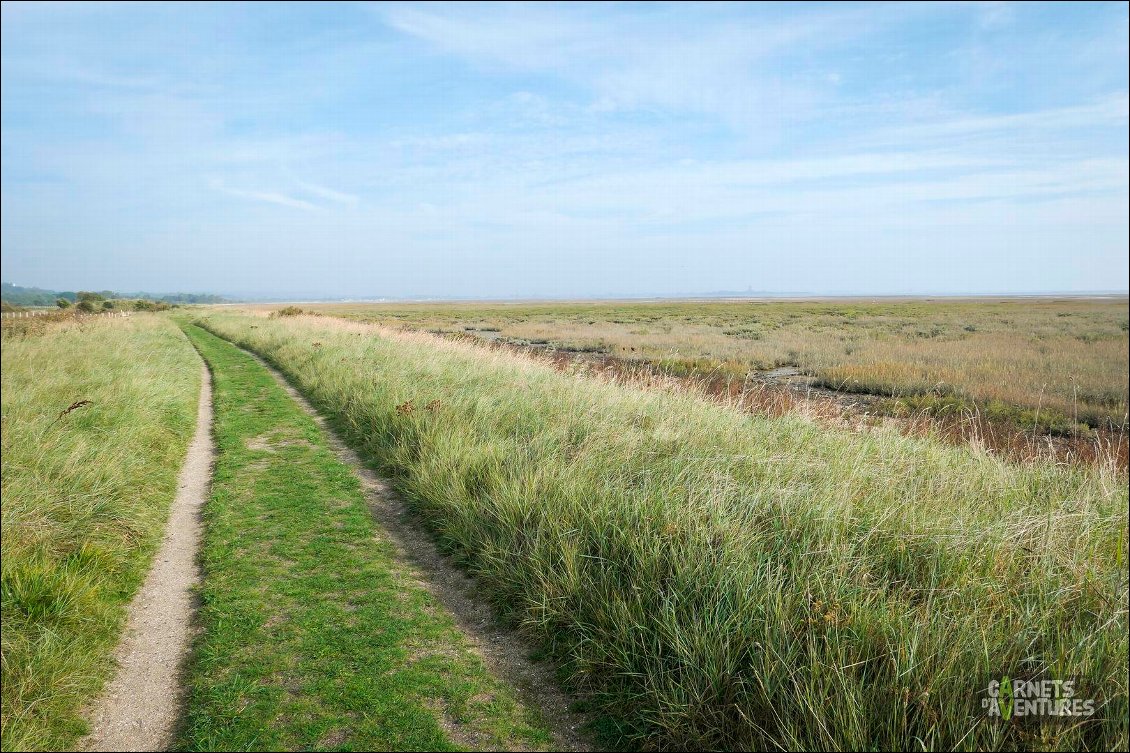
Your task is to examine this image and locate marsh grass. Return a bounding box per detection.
[0,315,200,751]
[285,298,1129,429]
[198,312,1129,751]
[449,333,1127,470]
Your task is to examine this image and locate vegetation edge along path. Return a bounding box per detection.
[178,322,583,751]
[1,315,202,751]
[80,362,213,752]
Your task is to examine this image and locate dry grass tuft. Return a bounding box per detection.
[48,400,93,426]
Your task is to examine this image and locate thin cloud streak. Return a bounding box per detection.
[209,181,319,212]
[296,181,360,205]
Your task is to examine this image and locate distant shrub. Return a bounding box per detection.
[56,298,71,309]
[76,291,105,305]
[723,326,763,340]
[273,305,323,316]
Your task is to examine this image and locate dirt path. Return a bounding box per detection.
[241,348,594,752]
[81,363,214,752]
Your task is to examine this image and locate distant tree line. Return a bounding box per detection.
[140,292,228,304]
[56,291,178,313]
[2,282,227,308]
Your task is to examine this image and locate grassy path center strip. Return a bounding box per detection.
[179,323,553,751]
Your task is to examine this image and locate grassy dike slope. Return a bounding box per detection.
[198,312,1129,751]
[1,316,200,751]
[178,323,552,751]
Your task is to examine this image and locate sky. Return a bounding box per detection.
[1,1,1127,299]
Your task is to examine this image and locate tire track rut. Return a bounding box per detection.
[81,363,213,752]
[232,343,594,752]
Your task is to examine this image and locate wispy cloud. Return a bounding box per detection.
[209,181,319,211]
[295,180,359,205]
[376,2,917,132]
[858,95,1130,148]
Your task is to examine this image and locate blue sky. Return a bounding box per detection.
[1,1,1127,298]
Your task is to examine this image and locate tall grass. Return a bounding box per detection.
[292,298,1129,427]
[199,312,1129,751]
[1,315,200,751]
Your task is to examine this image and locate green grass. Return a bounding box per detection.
[197,311,1129,751]
[1,315,200,751]
[178,323,553,751]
